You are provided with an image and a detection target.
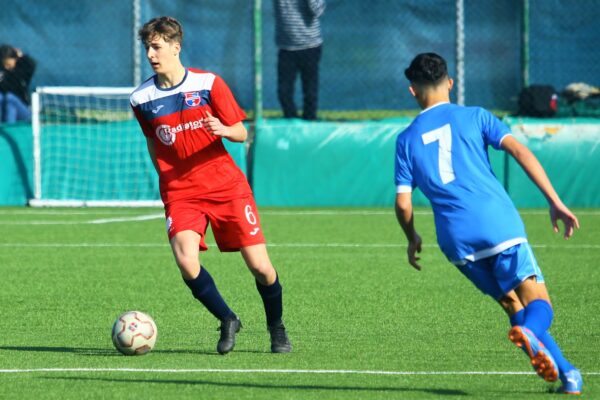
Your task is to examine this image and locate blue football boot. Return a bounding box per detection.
[557,369,583,395]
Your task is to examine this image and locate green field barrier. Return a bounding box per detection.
[252,119,506,207]
[252,119,406,206]
[504,117,600,207]
[251,118,598,207]
[1,119,598,207]
[0,123,34,205]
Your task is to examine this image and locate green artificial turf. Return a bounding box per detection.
[0,207,597,399]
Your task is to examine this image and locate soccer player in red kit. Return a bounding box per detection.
[130,16,291,354]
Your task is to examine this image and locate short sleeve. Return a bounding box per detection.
[131,104,154,138]
[395,134,414,193]
[479,108,511,150]
[210,76,247,126]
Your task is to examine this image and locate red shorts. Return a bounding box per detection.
[164,195,266,252]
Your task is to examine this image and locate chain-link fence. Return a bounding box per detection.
[1,0,598,117]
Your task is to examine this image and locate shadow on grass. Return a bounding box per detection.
[0,346,117,356]
[0,345,268,356]
[43,376,468,396]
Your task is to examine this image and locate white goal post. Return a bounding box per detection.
[30,86,162,207]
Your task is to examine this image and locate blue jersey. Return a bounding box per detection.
[395,102,527,263]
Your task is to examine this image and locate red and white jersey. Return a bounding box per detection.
[130,68,250,204]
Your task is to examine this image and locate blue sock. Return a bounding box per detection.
[509,309,525,327]
[184,266,236,321]
[523,299,553,337]
[537,331,576,375]
[255,274,283,327]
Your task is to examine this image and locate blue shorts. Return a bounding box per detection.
[455,243,544,300]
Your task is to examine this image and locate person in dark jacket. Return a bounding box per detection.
[274,0,325,120]
[0,44,36,123]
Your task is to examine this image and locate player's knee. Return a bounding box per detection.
[248,260,275,281]
[498,292,522,315]
[248,260,271,274]
[174,253,199,274]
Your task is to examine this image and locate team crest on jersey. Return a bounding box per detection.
[184,91,202,107]
[156,124,176,145]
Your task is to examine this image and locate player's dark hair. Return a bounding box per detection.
[404,53,448,85]
[0,44,17,62]
[139,16,183,47]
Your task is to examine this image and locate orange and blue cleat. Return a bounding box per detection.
[557,369,583,395]
[509,325,559,382]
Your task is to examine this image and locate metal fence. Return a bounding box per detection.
[1,0,598,116]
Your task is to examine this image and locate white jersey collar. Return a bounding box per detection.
[420,101,450,114]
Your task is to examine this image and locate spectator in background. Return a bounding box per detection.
[0,44,36,123]
[274,0,325,120]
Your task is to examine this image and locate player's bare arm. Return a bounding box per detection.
[202,111,247,142]
[145,137,160,174]
[501,135,580,239]
[395,192,423,270]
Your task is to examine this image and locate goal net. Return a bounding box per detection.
[30,87,161,207]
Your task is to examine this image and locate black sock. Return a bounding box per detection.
[183,266,236,321]
[255,274,283,326]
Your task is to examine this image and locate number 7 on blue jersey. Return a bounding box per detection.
[422,124,455,184]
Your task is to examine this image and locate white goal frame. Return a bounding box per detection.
[30,86,162,207]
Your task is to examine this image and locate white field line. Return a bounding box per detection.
[2,210,600,226]
[0,210,397,217]
[0,242,599,250]
[1,209,600,217]
[0,211,396,224]
[1,209,599,225]
[262,210,600,216]
[0,243,167,248]
[0,210,159,216]
[88,214,164,224]
[0,213,164,225]
[0,367,599,376]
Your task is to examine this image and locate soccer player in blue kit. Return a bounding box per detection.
[394,53,582,394]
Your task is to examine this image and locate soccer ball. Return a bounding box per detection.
[111,311,157,355]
